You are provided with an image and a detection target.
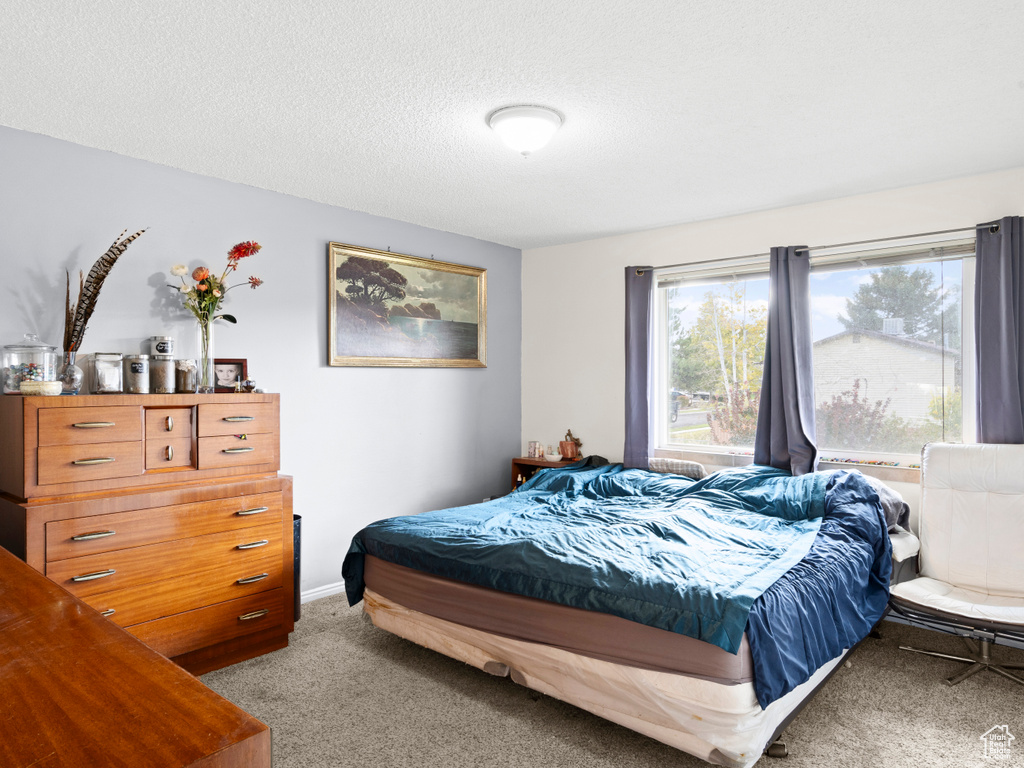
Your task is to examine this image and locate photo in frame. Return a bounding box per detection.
[213,358,248,392]
[328,242,487,367]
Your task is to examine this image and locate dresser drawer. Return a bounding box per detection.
[85,553,283,627]
[47,522,283,599]
[198,402,278,437]
[145,437,194,470]
[38,406,142,446]
[145,407,194,438]
[46,492,285,561]
[198,433,278,469]
[37,441,144,486]
[128,588,286,658]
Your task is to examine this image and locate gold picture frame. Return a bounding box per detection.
[328,242,487,368]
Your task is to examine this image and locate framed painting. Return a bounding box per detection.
[328,243,487,367]
[213,358,248,392]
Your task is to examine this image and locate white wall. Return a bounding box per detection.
[522,166,1024,463]
[0,126,522,597]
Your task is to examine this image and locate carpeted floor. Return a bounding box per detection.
[202,594,1024,768]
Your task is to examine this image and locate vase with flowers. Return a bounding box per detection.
[170,241,263,392]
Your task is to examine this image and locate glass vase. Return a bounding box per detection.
[59,350,84,395]
[196,320,215,393]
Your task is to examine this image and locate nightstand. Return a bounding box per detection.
[510,456,572,491]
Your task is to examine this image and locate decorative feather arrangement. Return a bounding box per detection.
[63,229,146,353]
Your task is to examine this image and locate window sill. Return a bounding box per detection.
[653,447,921,485]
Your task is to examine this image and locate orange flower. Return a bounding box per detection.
[196,282,208,292]
[192,266,210,281]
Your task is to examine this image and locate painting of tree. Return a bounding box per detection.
[336,256,409,310]
[328,243,486,367]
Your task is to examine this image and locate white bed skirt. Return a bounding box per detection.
[364,589,845,768]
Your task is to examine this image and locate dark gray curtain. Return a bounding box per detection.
[975,216,1024,443]
[754,246,818,475]
[624,266,654,469]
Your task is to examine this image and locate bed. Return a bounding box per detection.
[342,461,893,767]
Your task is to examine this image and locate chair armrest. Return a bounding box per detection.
[890,528,920,563]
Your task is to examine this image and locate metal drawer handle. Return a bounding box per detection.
[72,421,115,428]
[101,609,116,617]
[166,416,174,431]
[72,457,115,465]
[236,506,269,516]
[223,416,255,422]
[239,609,270,621]
[166,445,174,461]
[237,573,270,585]
[71,569,116,582]
[237,539,269,550]
[223,447,255,454]
[71,530,116,541]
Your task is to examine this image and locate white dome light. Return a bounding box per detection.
[488,105,563,156]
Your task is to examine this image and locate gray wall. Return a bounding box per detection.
[0,126,522,597]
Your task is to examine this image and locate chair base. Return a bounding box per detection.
[899,637,1024,686]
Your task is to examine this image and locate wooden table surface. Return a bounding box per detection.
[0,545,270,767]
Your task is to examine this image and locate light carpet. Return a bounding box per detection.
[202,594,1024,767]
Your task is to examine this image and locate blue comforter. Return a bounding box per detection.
[343,464,891,708]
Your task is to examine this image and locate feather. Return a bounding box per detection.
[64,271,72,352]
[63,270,84,352]
[67,228,146,351]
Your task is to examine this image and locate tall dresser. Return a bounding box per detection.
[0,392,294,674]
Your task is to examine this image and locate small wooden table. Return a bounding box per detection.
[0,545,271,768]
[510,456,575,491]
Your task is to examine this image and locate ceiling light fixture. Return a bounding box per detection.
[487,105,563,156]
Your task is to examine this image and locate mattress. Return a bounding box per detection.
[365,554,755,685]
[363,588,848,768]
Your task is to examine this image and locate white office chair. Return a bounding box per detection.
[889,443,1024,686]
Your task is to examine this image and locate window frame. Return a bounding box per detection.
[653,234,977,465]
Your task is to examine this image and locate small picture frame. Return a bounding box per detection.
[213,358,248,392]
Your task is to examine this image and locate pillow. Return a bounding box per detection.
[865,474,910,531]
[647,457,707,480]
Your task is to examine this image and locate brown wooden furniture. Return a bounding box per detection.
[0,392,294,674]
[0,545,271,768]
[510,456,572,491]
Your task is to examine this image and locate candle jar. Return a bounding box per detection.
[93,353,124,394]
[175,359,198,393]
[150,355,176,394]
[3,333,58,394]
[124,355,150,394]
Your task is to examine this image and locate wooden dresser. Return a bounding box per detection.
[0,392,294,674]
[0,544,271,767]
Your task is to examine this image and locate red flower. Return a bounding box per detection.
[228,241,262,262]
[248,276,263,290]
[192,266,210,281]
[196,282,208,292]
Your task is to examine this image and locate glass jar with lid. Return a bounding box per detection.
[3,333,58,394]
[93,353,124,394]
[124,355,150,394]
[150,355,176,394]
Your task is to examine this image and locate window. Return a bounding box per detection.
[655,236,976,463]
[657,271,769,450]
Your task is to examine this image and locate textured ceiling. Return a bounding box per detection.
[2,1,1023,249]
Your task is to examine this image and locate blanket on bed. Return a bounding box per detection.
[344,463,891,706]
[345,464,827,656]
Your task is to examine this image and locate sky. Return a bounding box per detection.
[395,265,479,323]
[669,261,962,343]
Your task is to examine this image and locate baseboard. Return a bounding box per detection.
[300,581,348,604]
